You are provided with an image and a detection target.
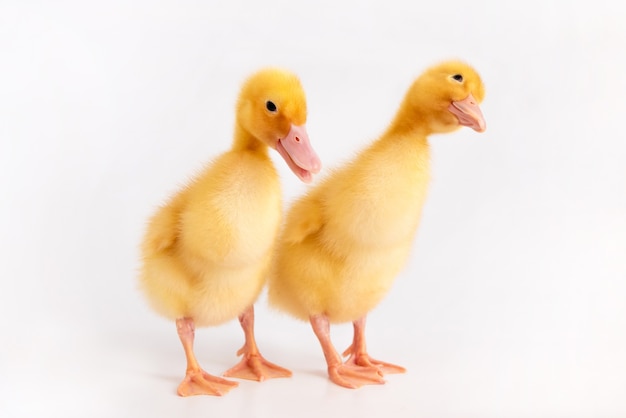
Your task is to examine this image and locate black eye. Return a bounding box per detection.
[452,74,463,82]
[266,101,277,112]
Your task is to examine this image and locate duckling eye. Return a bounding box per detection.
[266,101,277,112]
[452,74,463,82]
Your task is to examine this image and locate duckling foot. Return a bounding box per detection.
[177,369,239,397]
[175,317,240,396]
[310,314,386,389]
[328,363,386,389]
[342,346,406,375]
[223,305,292,381]
[224,348,292,381]
[342,317,406,376]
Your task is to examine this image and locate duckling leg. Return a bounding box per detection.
[176,318,239,396]
[309,314,386,389]
[342,316,406,375]
[223,305,292,381]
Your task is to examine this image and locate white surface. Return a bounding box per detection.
[1,1,625,417]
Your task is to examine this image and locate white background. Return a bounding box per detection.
[1,1,625,417]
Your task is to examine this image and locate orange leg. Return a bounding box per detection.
[309,314,385,389]
[342,316,406,375]
[223,305,292,381]
[175,318,238,396]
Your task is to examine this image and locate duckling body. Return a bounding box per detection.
[268,60,486,388]
[272,135,430,323]
[141,148,280,326]
[140,68,321,396]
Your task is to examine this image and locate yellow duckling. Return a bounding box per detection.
[139,68,321,396]
[268,60,486,388]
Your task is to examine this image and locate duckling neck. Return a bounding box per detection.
[384,105,432,139]
[376,105,431,158]
[376,127,430,157]
[231,124,270,157]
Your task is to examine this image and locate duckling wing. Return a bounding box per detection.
[281,194,324,245]
[142,191,187,255]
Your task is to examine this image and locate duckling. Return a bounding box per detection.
[268,60,486,389]
[139,68,321,396]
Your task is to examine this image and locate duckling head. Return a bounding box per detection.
[405,60,486,134]
[236,68,321,183]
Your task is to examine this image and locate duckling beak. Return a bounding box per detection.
[448,93,486,132]
[276,124,322,183]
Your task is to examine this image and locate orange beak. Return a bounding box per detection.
[276,124,322,183]
[448,93,486,132]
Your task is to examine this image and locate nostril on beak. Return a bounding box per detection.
[295,136,300,143]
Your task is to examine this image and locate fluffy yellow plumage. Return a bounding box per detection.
[139,68,320,396]
[268,60,486,388]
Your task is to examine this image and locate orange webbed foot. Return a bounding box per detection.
[223,346,292,382]
[177,369,239,397]
[225,306,292,381]
[328,363,386,389]
[342,345,406,375]
[309,314,388,389]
